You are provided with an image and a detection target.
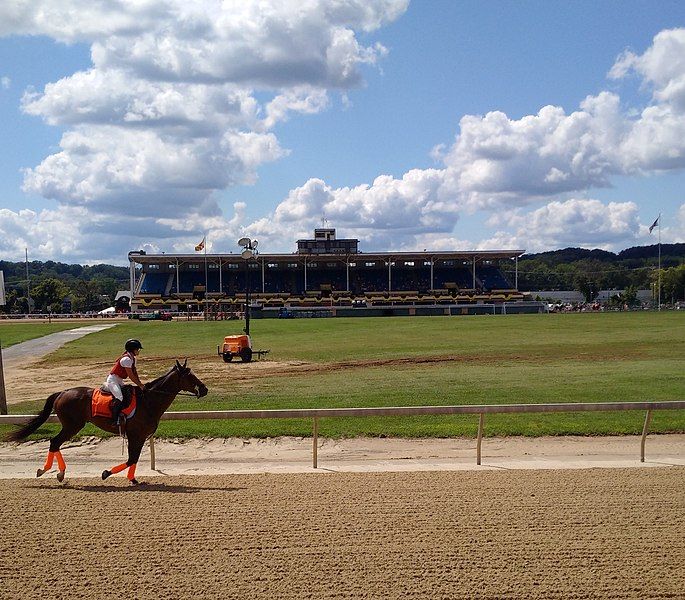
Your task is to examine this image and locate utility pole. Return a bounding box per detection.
[658,213,662,311]
[238,238,259,336]
[25,248,31,314]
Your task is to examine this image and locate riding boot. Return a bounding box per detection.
[111,399,124,426]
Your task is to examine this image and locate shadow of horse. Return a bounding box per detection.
[25,481,247,494]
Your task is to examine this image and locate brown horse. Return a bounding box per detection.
[5,360,208,485]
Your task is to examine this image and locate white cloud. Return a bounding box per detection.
[248,28,685,253]
[0,206,98,260]
[0,0,406,261]
[1,0,405,87]
[271,170,454,234]
[2,12,685,262]
[263,87,330,129]
[22,126,285,213]
[441,93,631,208]
[0,201,252,263]
[0,0,165,42]
[651,203,685,244]
[480,199,641,252]
[22,70,262,132]
[609,28,685,110]
[1,76,10,89]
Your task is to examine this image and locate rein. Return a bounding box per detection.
[144,368,200,397]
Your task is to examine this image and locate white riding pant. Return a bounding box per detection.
[104,374,125,402]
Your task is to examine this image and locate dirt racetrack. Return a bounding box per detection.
[1,467,683,600]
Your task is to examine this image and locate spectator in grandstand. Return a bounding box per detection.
[104,339,145,426]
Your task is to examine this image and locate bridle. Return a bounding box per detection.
[146,366,204,398]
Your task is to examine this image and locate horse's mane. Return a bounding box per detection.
[143,366,177,391]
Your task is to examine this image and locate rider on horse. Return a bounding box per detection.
[104,339,145,425]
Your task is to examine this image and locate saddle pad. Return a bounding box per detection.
[92,388,138,420]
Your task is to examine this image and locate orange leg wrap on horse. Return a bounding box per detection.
[55,451,66,472]
[110,462,128,475]
[42,451,55,471]
[127,464,137,481]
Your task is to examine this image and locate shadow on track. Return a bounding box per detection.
[24,481,247,494]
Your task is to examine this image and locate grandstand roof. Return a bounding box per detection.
[128,248,526,265]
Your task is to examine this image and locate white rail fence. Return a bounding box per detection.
[1,401,684,469]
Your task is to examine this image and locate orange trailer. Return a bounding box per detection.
[217,335,269,363]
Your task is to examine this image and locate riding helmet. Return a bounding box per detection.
[125,338,143,352]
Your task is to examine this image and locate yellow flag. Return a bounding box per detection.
[195,237,205,251]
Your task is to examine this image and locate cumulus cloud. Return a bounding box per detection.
[0,0,168,42]
[0,206,102,261]
[0,0,407,260]
[480,199,641,252]
[21,70,261,132]
[1,76,10,89]
[609,28,685,110]
[441,93,631,207]
[0,201,250,263]
[1,0,404,87]
[249,28,685,253]
[22,126,286,214]
[269,170,454,235]
[2,11,685,261]
[652,202,685,244]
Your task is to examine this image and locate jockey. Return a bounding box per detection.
[104,339,145,425]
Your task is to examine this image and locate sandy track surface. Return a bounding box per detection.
[1,467,683,599]
[2,434,684,478]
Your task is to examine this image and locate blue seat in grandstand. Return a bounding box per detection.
[139,273,171,295]
[477,267,513,291]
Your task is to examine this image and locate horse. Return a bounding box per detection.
[4,360,208,485]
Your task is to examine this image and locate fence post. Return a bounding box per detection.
[0,340,7,415]
[476,413,484,465]
[313,417,318,469]
[640,410,652,463]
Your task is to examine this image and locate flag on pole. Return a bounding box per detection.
[648,217,660,234]
[195,237,205,251]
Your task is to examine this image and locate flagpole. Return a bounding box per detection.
[204,232,208,321]
[658,213,661,311]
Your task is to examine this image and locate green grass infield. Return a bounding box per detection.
[2,312,684,439]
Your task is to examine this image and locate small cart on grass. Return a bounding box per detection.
[217,334,269,363]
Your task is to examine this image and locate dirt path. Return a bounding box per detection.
[1,467,683,599]
[2,324,118,405]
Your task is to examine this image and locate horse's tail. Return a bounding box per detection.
[3,392,60,442]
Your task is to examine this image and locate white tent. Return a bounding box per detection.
[98,306,116,314]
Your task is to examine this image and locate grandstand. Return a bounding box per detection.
[128,228,528,312]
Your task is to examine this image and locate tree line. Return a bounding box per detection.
[509,243,685,303]
[1,242,684,313]
[0,260,129,313]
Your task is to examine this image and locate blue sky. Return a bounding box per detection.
[1,1,685,264]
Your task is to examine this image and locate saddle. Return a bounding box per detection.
[92,386,139,420]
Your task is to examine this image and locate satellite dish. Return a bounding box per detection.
[241,249,254,260]
[238,237,250,247]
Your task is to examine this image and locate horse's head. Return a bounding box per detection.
[174,359,208,398]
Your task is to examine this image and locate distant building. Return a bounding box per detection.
[296,228,359,255]
[114,290,131,312]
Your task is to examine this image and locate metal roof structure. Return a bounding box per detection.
[128,249,526,265]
